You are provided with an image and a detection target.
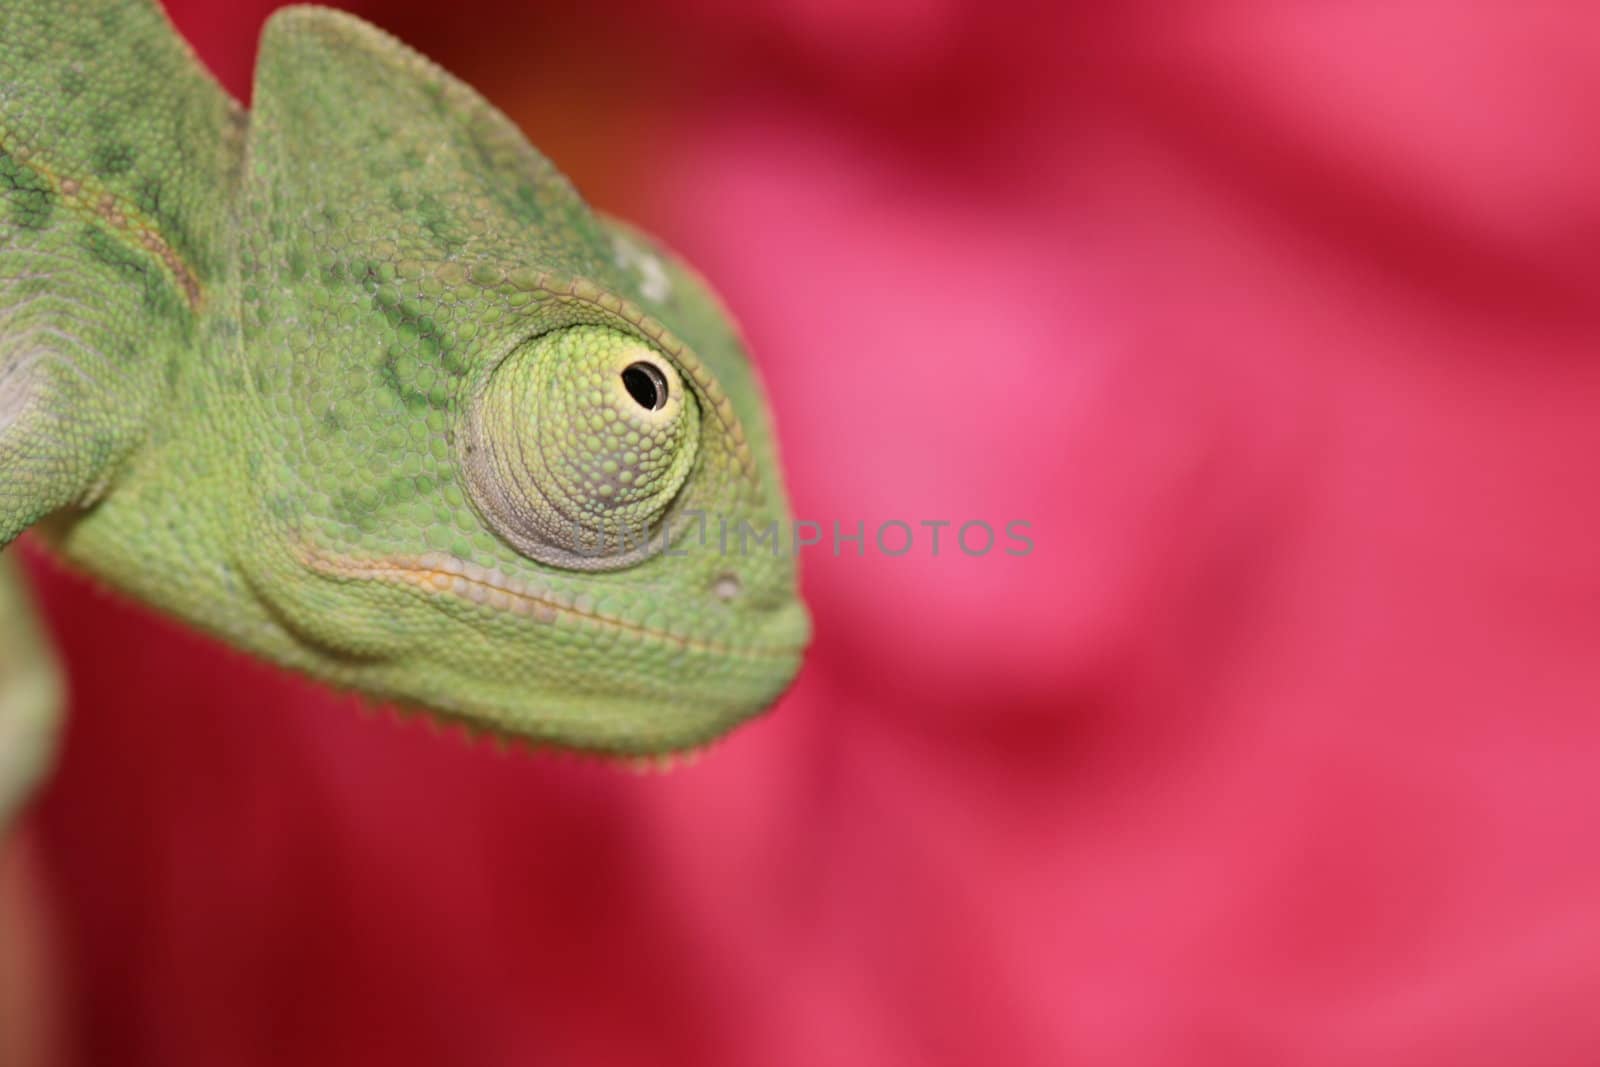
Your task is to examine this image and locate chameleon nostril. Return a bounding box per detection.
[711,573,742,602]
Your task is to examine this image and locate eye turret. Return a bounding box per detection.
[462,325,699,569]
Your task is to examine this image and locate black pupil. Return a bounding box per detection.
[622,362,667,411]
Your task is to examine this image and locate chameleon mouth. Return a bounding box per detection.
[296,544,806,662]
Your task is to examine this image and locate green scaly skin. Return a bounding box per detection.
[0,0,809,823]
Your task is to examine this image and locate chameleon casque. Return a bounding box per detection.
[0,0,809,825]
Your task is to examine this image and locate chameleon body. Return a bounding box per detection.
[0,0,809,824]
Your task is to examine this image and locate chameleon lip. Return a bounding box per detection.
[296,544,807,661]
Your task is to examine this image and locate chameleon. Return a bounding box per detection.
[0,0,810,828]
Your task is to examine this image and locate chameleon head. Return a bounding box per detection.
[0,5,808,758]
[192,10,816,758]
[247,256,811,756]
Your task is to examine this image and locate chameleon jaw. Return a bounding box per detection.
[369,692,736,770]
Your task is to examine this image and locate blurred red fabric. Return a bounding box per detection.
[18,2,1600,1065]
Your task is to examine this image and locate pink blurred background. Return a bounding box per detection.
[13,1,1600,1064]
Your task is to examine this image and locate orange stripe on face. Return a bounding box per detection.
[0,130,204,311]
[295,544,803,662]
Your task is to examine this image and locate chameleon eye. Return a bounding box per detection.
[461,326,700,570]
[621,362,669,411]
